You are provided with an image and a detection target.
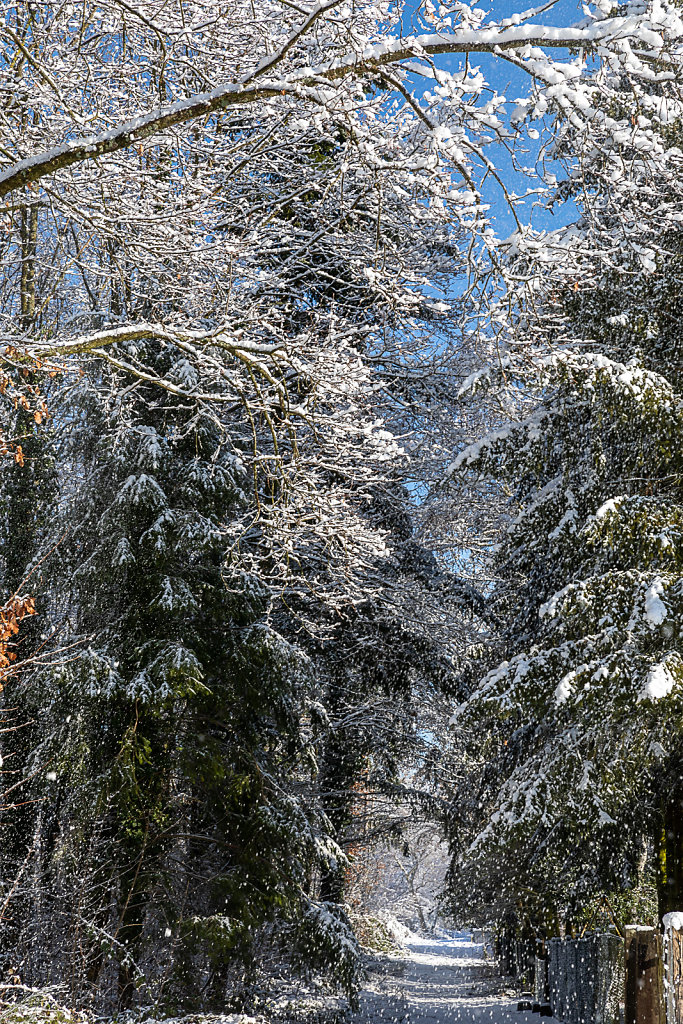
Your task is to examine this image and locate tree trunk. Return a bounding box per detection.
[19,202,38,327]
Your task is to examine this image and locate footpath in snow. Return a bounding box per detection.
[353,932,560,1024]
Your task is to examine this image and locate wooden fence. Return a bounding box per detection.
[499,917,683,1024]
[546,934,623,1024]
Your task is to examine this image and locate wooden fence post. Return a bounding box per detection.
[663,913,683,1024]
[625,926,665,1024]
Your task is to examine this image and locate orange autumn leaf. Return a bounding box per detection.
[0,593,36,682]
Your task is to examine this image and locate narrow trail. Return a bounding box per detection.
[353,934,557,1024]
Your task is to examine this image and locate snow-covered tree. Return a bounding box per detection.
[2,0,683,1002]
[0,0,680,620]
[446,21,683,929]
[2,346,370,1010]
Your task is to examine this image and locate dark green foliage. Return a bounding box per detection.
[446,186,683,928]
[2,346,355,1011]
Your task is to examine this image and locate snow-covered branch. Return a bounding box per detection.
[0,5,679,197]
[3,322,284,359]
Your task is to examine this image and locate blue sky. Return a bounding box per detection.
[417,0,584,234]
[475,0,582,233]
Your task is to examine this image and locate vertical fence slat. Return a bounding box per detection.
[672,923,683,1024]
[535,955,549,1003]
[560,938,569,1023]
[663,913,683,1024]
[550,938,561,1019]
[596,933,624,1024]
[625,926,665,1024]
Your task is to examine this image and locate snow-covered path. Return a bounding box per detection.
[354,934,557,1024]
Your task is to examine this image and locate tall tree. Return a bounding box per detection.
[6,345,367,1010]
[446,25,683,928]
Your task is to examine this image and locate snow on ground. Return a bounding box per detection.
[352,932,560,1024]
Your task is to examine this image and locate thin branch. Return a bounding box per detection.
[0,19,638,198]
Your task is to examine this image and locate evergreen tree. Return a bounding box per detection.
[7,346,360,1010]
[446,52,683,928]
[218,125,483,912]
